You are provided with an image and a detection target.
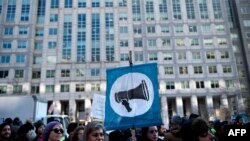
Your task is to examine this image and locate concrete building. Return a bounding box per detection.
[0,0,249,124]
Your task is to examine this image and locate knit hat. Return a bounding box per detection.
[171,115,182,125]
[42,121,61,141]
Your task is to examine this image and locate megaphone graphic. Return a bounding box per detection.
[115,80,149,112]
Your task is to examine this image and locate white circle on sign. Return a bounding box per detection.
[110,73,154,117]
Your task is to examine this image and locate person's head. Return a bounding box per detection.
[83,122,105,141]
[0,123,11,140]
[192,118,215,141]
[141,126,159,141]
[34,120,45,135]
[171,115,182,130]
[71,126,84,141]
[4,118,13,125]
[236,115,243,125]
[157,124,166,136]
[42,121,64,141]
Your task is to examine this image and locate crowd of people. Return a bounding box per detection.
[0,114,249,141]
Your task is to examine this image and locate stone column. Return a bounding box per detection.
[161,96,169,129]
[69,100,76,122]
[220,94,228,108]
[176,97,184,117]
[191,95,199,115]
[206,96,214,121]
[85,98,92,122]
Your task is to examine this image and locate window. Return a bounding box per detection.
[18,41,27,49]
[46,70,55,78]
[191,38,199,46]
[36,29,44,36]
[4,27,13,35]
[243,20,250,27]
[147,39,156,48]
[120,40,129,47]
[177,52,187,60]
[225,80,234,88]
[61,84,70,92]
[16,55,26,63]
[211,80,219,88]
[0,55,10,63]
[166,81,175,90]
[119,12,127,21]
[31,85,39,94]
[194,66,203,74]
[189,25,197,33]
[33,56,42,64]
[120,53,129,61]
[196,81,205,88]
[105,0,113,7]
[176,39,185,46]
[47,56,56,64]
[135,52,143,62]
[3,41,12,49]
[147,26,156,33]
[192,52,201,60]
[161,25,169,33]
[45,85,54,93]
[78,0,86,7]
[91,68,100,76]
[65,0,72,8]
[174,25,183,33]
[61,69,70,77]
[0,70,8,78]
[206,51,215,59]
[164,67,174,75]
[50,14,58,22]
[91,83,100,91]
[92,0,100,7]
[246,32,250,38]
[216,25,225,32]
[32,70,41,79]
[203,39,213,46]
[134,39,143,47]
[0,86,7,94]
[133,27,142,34]
[76,84,85,92]
[48,41,57,49]
[162,39,171,47]
[223,65,232,73]
[119,0,127,7]
[119,26,128,33]
[49,28,57,35]
[51,0,59,8]
[221,51,229,59]
[148,53,158,61]
[201,24,211,33]
[15,70,24,78]
[218,38,227,45]
[208,66,217,74]
[19,27,28,35]
[181,81,190,89]
[76,69,84,77]
[163,52,172,61]
[13,85,22,94]
[35,42,43,51]
[179,66,188,74]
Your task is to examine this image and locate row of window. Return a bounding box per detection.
[0,63,234,80]
[0,68,99,79]
[0,50,231,64]
[0,79,237,94]
[165,80,235,90]
[163,65,233,75]
[1,37,228,50]
[0,83,100,94]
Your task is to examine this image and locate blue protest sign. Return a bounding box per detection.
[104,63,162,130]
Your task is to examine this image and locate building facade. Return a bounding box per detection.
[0,0,249,125]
